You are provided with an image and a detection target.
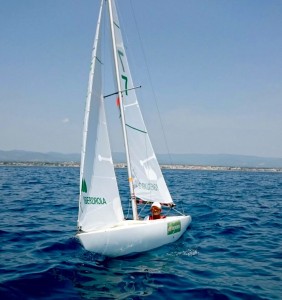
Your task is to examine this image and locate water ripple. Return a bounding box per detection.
[0,167,281,299]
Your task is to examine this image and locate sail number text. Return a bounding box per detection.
[118,49,128,95]
[137,182,158,191]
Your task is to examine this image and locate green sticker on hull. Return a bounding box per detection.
[167,220,181,235]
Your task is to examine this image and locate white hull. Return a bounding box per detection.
[76,215,191,257]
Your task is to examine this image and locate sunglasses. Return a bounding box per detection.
[151,207,161,212]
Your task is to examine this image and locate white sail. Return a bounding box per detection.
[110,0,173,205]
[78,1,124,232]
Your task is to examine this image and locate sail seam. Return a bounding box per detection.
[125,123,147,134]
[95,55,103,64]
[124,102,138,108]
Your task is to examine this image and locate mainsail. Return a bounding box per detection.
[78,1,124,231]
[110,0,173,205]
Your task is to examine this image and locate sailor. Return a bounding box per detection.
[147,202,166,220]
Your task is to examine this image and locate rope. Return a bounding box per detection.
[129,0,173,165]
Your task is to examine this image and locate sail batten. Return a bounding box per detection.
[125,124,147,134]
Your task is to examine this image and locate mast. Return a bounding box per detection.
[107,0,138,220]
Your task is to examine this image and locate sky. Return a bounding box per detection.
[1,0,282,158]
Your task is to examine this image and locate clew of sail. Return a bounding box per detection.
[110,1,173,205]
[78,1,124,232]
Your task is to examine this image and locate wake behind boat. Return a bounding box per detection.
[76,0,191,257]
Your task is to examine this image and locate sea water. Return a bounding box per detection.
[0,166,281,299]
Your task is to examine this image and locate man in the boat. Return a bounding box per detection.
[146,202,166,220]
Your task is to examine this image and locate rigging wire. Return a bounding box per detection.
[129,0,174,166]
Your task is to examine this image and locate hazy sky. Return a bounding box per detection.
[1,0,281,158]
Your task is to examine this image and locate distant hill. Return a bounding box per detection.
[0,150,80,163]
[1,150,282,168]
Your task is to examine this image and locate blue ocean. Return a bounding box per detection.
[0,166,281,299]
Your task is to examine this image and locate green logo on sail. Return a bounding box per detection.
[81,179,107,205]
[81,178,87,193]
[83,196,107,205]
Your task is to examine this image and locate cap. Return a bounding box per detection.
[151,202,161,209]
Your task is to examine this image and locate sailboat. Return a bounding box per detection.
[76,0,192,257]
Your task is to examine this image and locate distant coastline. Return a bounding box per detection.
[1,150,282,169]
[1,161,281,172]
